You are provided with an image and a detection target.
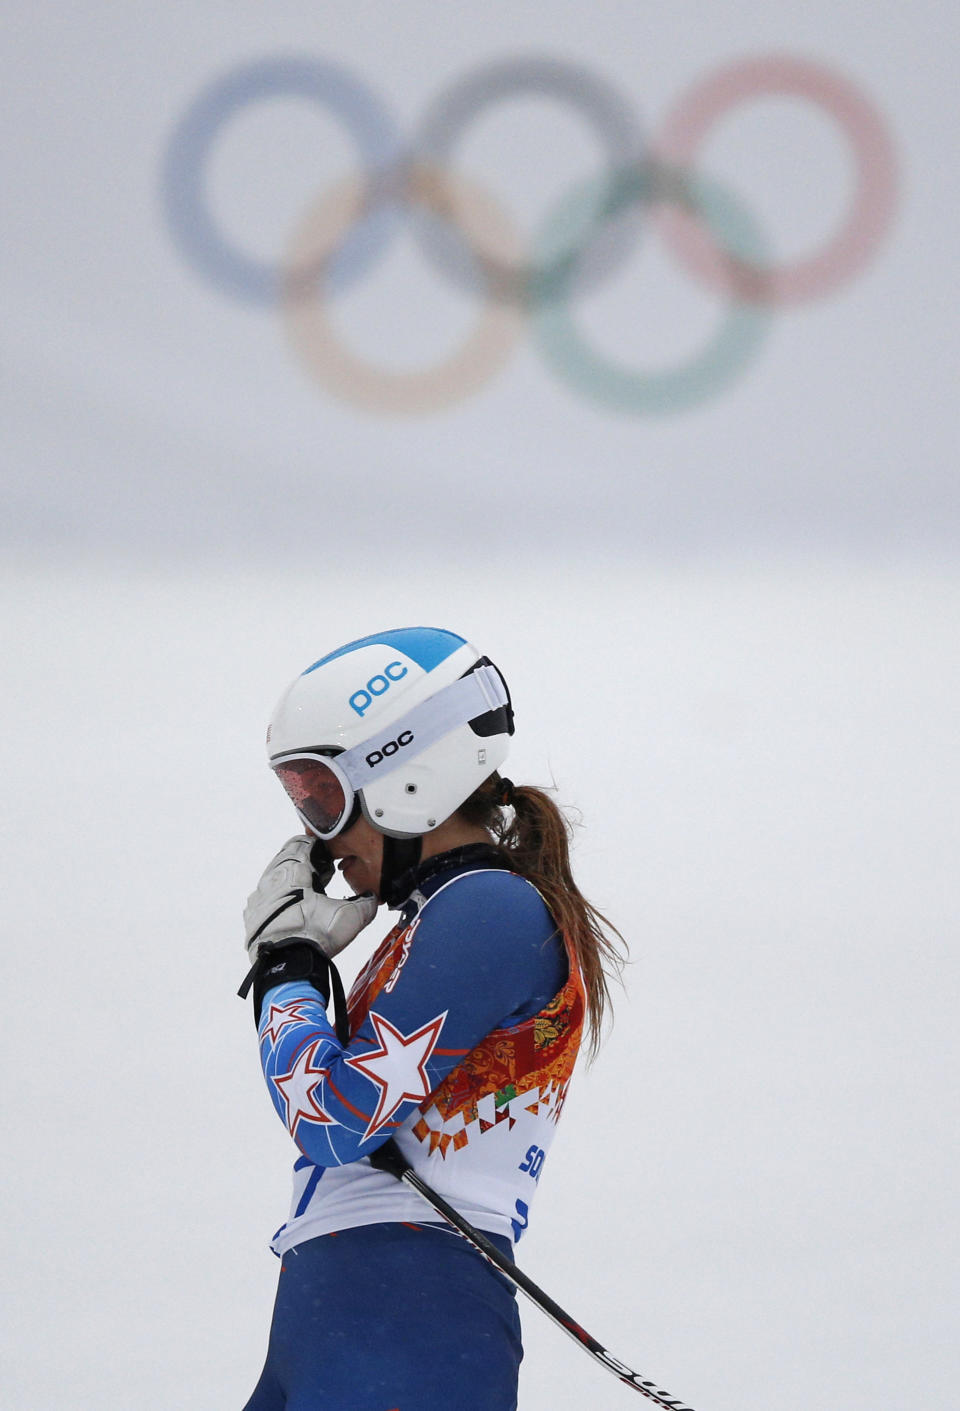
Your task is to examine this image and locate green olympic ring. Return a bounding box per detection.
[531,163,772,414]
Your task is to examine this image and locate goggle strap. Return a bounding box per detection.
[336,665,509,791]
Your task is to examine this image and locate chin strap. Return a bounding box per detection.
[379,834,424,909]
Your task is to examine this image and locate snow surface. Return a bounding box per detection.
[2,559,957,1409]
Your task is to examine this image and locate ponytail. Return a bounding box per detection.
[458,774,626,1057]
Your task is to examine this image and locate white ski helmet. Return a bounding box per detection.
[267,627,514,842]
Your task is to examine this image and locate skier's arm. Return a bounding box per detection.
[256,872,566,1166]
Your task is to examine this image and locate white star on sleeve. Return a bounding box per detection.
[345,1009,447,1139]
[260,998,319,1046]
[272,1041,336,1138]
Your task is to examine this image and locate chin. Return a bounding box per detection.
[341,858,373,893]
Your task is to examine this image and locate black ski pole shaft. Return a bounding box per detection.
[369,1138,700,1410]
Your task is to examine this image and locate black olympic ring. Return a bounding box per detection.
[410,55,645,304]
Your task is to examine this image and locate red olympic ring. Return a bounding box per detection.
[653,54,898,306]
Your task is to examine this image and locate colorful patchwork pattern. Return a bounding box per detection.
[411,973,584,1157]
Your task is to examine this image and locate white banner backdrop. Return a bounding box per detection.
[2,0,956,563]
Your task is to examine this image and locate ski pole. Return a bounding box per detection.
[369,1138,700,1409]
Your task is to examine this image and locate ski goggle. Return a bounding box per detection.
[270,662,511,841]
[271,753,357,840]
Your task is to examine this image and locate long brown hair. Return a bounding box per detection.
[458,774,626,1057]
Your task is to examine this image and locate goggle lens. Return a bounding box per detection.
[273,757,348,837]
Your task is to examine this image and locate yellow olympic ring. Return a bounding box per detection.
[281,165,525,416]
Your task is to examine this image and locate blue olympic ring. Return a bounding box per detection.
[160,56,405,303]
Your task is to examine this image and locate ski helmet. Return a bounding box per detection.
[267,627,514,861]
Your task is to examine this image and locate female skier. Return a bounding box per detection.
[240,626,624,1411]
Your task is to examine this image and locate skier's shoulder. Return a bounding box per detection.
[419,865,557,944]
[407,865,564,1006]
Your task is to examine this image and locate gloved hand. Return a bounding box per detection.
[243,835,378,962]
[239,836,379,1028]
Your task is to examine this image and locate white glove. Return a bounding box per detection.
[243,835,378,961]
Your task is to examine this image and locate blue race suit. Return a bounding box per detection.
[243,845,586,1411]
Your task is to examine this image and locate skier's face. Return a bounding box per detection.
[324,815,385,898]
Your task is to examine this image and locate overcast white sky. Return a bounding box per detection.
[2,2,958,1408]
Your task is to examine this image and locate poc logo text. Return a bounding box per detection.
[349,660,408,717]
[366,730,414,768]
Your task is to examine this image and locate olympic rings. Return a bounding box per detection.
[282,165,525,415]
[654,54,899,305]
[532,164,772,414]
[160,51,899,414]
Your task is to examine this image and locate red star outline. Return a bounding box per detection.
[345,1009,447,1139]
[272,1040,337,1138]
[260,998,317,1045]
